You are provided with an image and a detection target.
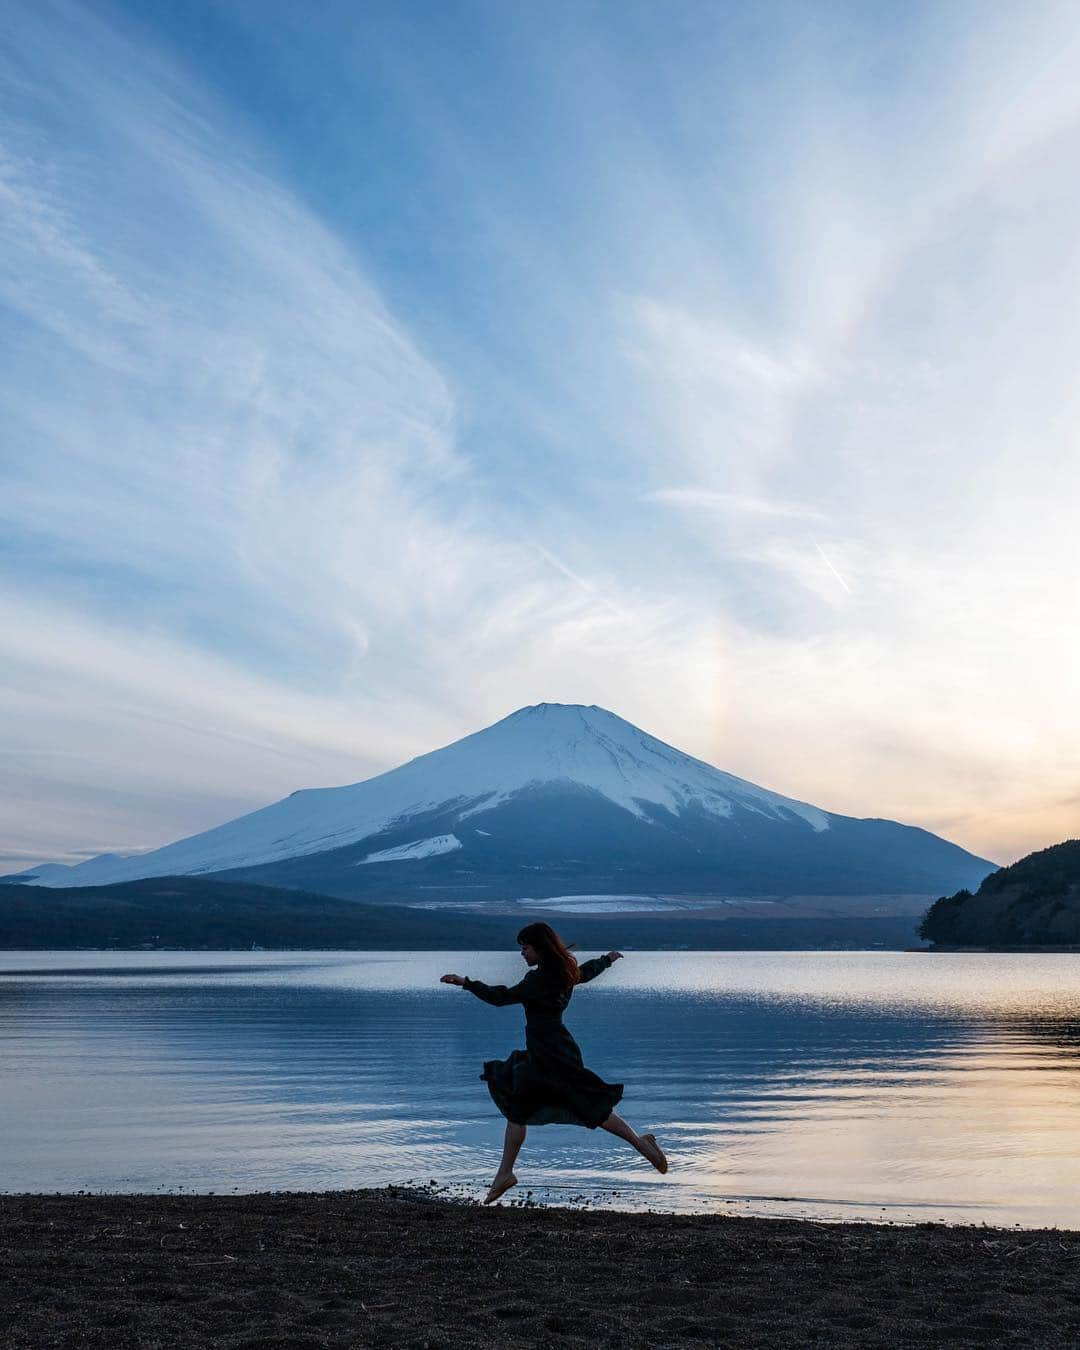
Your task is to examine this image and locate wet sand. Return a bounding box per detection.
[4,1187,1079,1347]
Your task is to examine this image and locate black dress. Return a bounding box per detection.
[463,956,623,1129]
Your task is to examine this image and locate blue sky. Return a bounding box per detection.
[3,0,1079,872]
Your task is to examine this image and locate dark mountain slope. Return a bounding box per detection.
[213,784,996,902]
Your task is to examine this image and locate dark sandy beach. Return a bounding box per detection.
[3,1189,1079,1348]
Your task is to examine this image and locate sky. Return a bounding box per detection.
[2,0,1079,875]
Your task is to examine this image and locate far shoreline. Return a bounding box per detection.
[11,943,1080,955]
[2,944,932,954]
[916,944,1080,953]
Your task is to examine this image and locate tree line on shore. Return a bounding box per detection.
[920,839,1080,947]
[0,875,916,951]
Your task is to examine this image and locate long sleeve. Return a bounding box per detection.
[576,954,613,985]
[462,970,542,1006]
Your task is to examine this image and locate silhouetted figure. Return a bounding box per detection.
[441,921,668,1203]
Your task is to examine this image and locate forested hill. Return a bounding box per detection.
[0,875,920,951]
[0,877,511,950]
[919,839,1080,947]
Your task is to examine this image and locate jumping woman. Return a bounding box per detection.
[440,922,668,1204]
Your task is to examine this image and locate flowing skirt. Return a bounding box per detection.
[481,1030,623,1128]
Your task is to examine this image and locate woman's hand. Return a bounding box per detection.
[440,973,465,986]
[605,951,624,963]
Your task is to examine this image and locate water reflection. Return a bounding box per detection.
[2,951,1080,1226]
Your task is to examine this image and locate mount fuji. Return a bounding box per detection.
[16,703,995,901]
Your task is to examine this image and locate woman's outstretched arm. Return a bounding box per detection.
[577,951,623,984]
[440,970,541,1005]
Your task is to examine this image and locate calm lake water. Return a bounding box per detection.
[3,950,1080,1227]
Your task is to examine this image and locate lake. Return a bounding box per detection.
[3,950,1080,1227]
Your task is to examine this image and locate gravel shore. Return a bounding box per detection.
[4,1188,1079,1347]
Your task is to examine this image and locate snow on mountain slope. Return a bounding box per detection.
[20,704,832,888]
[357,834,463,865]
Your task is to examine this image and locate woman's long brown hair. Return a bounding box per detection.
[517,922,580,992]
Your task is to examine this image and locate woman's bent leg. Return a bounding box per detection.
[600,1112,668,1173]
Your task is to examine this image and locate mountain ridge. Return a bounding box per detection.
[14,702,995,900]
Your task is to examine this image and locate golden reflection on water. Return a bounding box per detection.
[678,1017,1080,1224]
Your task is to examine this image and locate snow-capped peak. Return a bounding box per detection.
[19,703,830,887]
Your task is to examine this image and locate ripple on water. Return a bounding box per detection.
[4,950,1080,1226]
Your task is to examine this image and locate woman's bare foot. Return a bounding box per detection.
[640,1133,668,1174]
[484,1170,518,1204]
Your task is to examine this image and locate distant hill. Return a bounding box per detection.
[0,876,922,951]
[919,840,1080,947]
[0,877,510,951]
[15,703,995,902]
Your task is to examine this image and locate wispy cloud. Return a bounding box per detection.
[3,0,1080,871]
[0,1,714,866]
[646,488,827,523]
[811,541,852,596]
